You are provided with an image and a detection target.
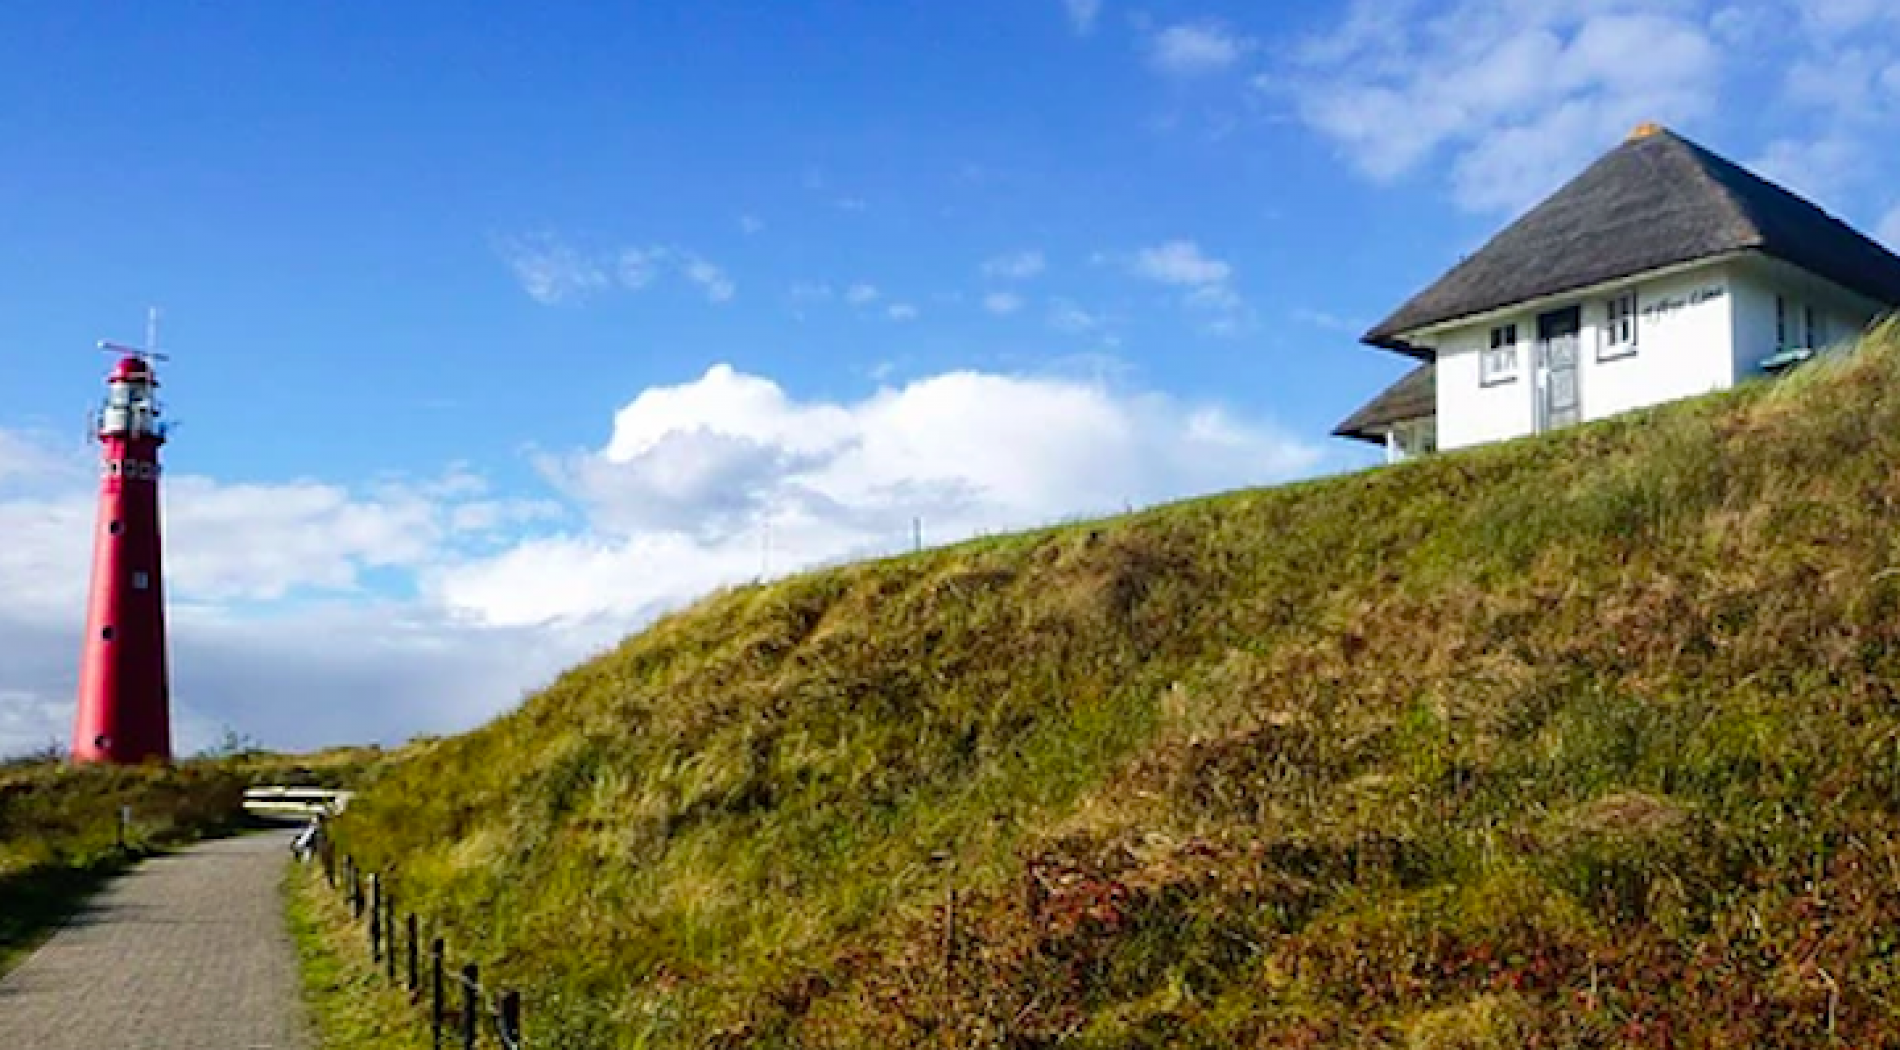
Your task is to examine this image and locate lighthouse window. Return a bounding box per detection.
[109,520,123,535]
[100,625,115,641]
[132,570,150,590]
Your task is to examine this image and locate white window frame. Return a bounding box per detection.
[1600,292,1638,361]
[1776,295,1790,350]
[1480,323,1519,386]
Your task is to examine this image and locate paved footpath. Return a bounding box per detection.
[0,830,310,1050]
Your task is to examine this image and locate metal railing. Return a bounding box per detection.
[315,836,526,1048]
[244,785,355,819]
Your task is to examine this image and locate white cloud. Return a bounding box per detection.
[984,291,1026,316]
[846,283,881,305]
[1129,240,1251,335]
[1749,133,1866,211]
[1064,0,1103,35]
[1293,307,1367,334]
[0,467,545,621]
[444,365,1326,629]
[617,246,668,290]
[500,234,735,305]
[1048,298,1104,334]
[1748,30,1900,208]
[1151,20,1253,77]
[887,303,920,322]
[1187,284,1244,313]
[1133,240,1232,287]
[1288,2,1722,213]
[1286,2,1900,215]
[983,250,1048,281]
[0,429,79,486]
[0,437,571,757]
[1796,0,1900,36]
[0,689,70,760]
[1879,204,1900,251]
[681,255,737,304]
[496,233,610,305]
[0,358,1330,755]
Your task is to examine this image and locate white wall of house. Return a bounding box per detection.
[1427,261,1735,452]
[1381,417,1437,464]
[1579,264,1734,422]
[1728,258,1886,379]
[1433,323,1534,450]
[1414,256,1894,455]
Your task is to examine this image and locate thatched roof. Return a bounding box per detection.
[1365,126,1900,355]
[1334,362,1434,444]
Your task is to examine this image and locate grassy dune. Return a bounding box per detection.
[334,321,1900,1047]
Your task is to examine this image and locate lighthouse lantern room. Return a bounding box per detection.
[71,337,174,765]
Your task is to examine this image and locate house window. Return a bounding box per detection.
[1776,295,1789,350]
[1805,305,1823,349]
[1601,292,1638,360]
[1481,324,1519,385]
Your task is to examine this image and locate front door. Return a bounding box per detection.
[1536,306,1582,431]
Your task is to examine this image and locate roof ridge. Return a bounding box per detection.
[1361,127,1900,353]
[1656,130,1768,252]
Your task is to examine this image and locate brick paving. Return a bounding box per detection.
[0,830,310,1050]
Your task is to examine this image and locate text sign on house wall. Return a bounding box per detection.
[1642,284,1726,324]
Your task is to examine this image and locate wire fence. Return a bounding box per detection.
[312,835,526,1049]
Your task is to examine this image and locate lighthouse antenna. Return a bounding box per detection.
[97,340,170,363]
[97,306,172,363]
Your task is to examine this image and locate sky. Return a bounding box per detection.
[4,0,1900,756]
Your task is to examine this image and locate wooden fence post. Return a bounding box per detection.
[462,963,480,1050]
[431,938,446,1049]
[384,892,397,983]
[407,913,420,996]
[500,989,521,1046]
[369,874,382,962]
[942,885,960,1026]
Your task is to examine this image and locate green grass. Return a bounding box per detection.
[330,321,1900,1047]
[0,760,253,977]
[288,864,431,1050]
[0,749,382,980]
[0,862,119,977]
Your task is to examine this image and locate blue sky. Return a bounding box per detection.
[3,0,1898,754]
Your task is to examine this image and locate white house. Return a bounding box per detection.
[1335,124,1900,461]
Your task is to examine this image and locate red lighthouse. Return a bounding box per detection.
[71,337,173,765]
